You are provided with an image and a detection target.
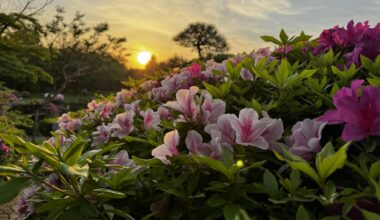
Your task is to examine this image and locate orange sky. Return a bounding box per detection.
[32,0,380,68]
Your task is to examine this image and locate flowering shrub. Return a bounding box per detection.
[1,21,380,220]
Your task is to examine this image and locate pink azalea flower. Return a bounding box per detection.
[157,106,171,120]
[111,150,136,168]
[140,108,160,130]
[161,72,191,92]
[92,124,112,146]
[16,185,39,218]
[240,68,254,81]
[260,111,284,150]
[248,48,274,63]
[116,89,136,106]
[124,100,141,114]
[150,87,170,102]
[205,59,227,76]
[140,80,158,91]
[87,100,98,112]
[165,86,200,121]
[319,80,380,141]
[286,118,327,160]
[232,53,245,65]
[53,93,64,101]
[185,130,221,160]
[58,114,82,131]
[205,114,236,148]
[46,132,75,151]
[111,111,135,139]
[98,102,114,118]
[201,91,226,125]
[229,108,270,149]
[152,130,180,164]
[43,173,59,192]
[58,113,71,123]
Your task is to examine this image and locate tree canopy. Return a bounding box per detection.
[173,22,229,60]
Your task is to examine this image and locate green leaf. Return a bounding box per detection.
[370,178,380,201]
[263,170,278,197]
[92,188,126,199]
[275,59,290,87]
[77,150,101,164]
[361,209,380,220]
[207,195,227,207]
[0,165,25,176]
[0,177,31,204]
[260,35,282,45]
[106,208,135,220]
[222,147,235,168]
[0,134,26,146]
[367,78,380,86]
[223,204,241,220]
[63,137,86,165]
[55,198,99,220]
[317,142,349,180]
[321,216,342,220]
[279,29,288,44]
[296,206,310,220]
[193,156,231,181]
[369,160,380,179]
[203,82,220,97]
[289,161,320,184]
[35,198,75,213]
[60,163,89,177]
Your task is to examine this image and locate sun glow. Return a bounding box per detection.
[137,51,152,65]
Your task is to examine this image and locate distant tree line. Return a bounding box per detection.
[0,0,131,94]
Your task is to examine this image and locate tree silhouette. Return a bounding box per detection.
[173,22,229,60]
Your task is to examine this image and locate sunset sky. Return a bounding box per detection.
[34,0,380,68]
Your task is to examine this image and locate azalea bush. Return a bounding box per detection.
[1,20,380,220]
[0,85,33,166]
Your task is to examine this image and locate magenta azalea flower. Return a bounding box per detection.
[111,111,135,139]
[200,91,226,125]
[229,108,271,149]
[314,20,380,66]
[165,86,200,121]
[187,63,204,79]
[274,45,293,57]
[140,108,160,130]
[185,130,221,160]
[0,143,10,158]
[286,119,327,160]
[319,80,380,141]
[152,130,180,164]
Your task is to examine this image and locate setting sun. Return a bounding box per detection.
[137,51,152,65]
